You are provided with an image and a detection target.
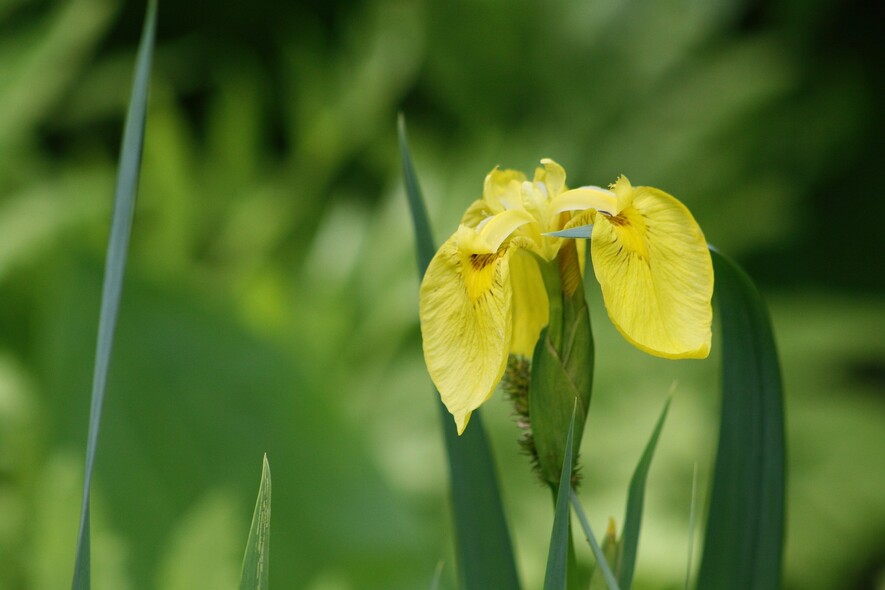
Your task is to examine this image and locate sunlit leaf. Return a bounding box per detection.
[619,397,671,589]
[239,455,272,590]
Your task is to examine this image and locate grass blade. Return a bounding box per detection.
[397,114,435,275]
[399,114,520,590]
[239,454,272,590]
[429,560,445,590]
[570,490,621,590]
[618,396,672,589]
[696,250,785,590]
[70,2,156,588]
[684,463,699,590]
[543,405,576,590]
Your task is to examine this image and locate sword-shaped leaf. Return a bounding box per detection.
[70,3,156,588]
[696,249,785,590]
[399,115,520,590]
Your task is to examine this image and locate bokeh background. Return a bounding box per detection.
[1,0,883,588]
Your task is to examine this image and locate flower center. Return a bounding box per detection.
[462,249,506,300]
[602,207,650,259]
[470,252,500,270]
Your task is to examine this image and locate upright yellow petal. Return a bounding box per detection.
[534,159,567,198]
[509,250,549,357]
[590,183,713,359]
[483,167,527,211]
[461,199,491,227]
[420,225,515,433]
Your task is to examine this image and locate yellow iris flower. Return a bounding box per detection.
[419,159,713,434]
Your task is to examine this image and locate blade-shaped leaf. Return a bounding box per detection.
[697,249,785,590]
[589,521,620,590]
[545,225,594,239]
[71,2,156,588]
[618,397,671,589]
[240,454,272,590]
[543,405,577,590]
[399,115,520,590]
[684,463,699,590]
[571,490,621,590]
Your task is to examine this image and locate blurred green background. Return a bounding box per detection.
[1,0,883,588]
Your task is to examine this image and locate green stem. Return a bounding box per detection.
[535,256,564,350]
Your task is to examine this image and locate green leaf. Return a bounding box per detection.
[397,113,435,275]
[696,250,785,590]
[398,115,520,590]
[684,463,699,590]
[429,561,445,590]
[543,405,577,590]
[240,454,272,590]
[589,521,619,590]
[545,224,594,239]
[70,2,156,589]
[618,397,671,589]
[571,490,621,590]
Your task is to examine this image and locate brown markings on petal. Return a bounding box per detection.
[470,250,504,270]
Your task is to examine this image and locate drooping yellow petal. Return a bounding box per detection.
[509,250,549,357]
[419,225,515,434]
[590,183,713,359]
[478,208,535,251]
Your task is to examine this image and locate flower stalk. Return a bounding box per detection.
[529,239,594,489]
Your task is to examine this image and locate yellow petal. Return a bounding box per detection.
[551,187,619,215]
[461,199,492,227]
[509,250,549,357]
[483,167,526,211]
[478,208,535,250]
[420,225,515,433]
[590,185,713,359]
[535,159,567,197]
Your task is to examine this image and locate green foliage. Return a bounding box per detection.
[239,455,272,590]
[543,406,577,590]
[0,0,881,588]
[619,397,671,590]
[399,116,520,590]
[697,250,785,590]
[571,491,619,590]
[71,3,156,587]
[529,245,594,490]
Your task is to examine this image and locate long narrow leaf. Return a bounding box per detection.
[239,454,272,590]
[696,249,785,590]
[398,115,520,590]
[71,2,156,588]
[570,491,621,590]
[543,405,577,590]
[618,397,671,589]
[684,463,699,590]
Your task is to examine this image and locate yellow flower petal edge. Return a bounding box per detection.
[590,178,713,358]
[420,225,517,434]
